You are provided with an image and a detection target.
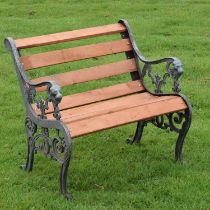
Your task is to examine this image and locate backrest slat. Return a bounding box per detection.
[15,23,126,49]
[15,22,141,96]
[32,59,137,92]
[21,39,132,70]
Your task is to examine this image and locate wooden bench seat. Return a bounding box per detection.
[5,19,192,200]
[47,92,187,138]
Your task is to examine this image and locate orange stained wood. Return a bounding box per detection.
[15,23,126,49]
[58,93,175,122]
[33,80,144,115]
[32,59,137,92]
[21,39,132,70]
[64,95,187,138]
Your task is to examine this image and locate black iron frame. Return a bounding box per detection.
[5,19,192,200]
[5,37,72,200]
[119,19,192,161]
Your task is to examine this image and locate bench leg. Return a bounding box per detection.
[21,117,37,171]
[149,108,192,161]
[127,121,145,144]
[60,156,72,200]
[46,129,73,200]
[22,117,73,200]
[22,137,35,171]
[56,130,73,200]
[175,108,192,161]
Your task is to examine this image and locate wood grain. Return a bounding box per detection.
[16,23,126,49]
[65,96,187,138]
[33,59,137,92]
[33,80,144,114]
[21,39,132,70]
[60,93,175,123]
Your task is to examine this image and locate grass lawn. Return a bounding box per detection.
[0,0,210,209]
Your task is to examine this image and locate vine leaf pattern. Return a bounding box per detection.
[25,117,69,164]
[28,83,62,120]
[141,59,183,94]
[148,112,186,133]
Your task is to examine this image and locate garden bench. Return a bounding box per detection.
[5,19,192,200]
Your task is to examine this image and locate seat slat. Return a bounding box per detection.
[66,96,187,138]
[56,93,176,123]
[21,39,132,70]
[33,59,137,92]
[15,23,126,49]
[33,80,144,114]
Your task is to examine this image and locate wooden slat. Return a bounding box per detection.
[33,80,144,114]
[66,96,187,138]
[48,92,153,121]
[15,23,126,49]
[57,93,175,123]
[33,59,137,92]
[21,39,132,70]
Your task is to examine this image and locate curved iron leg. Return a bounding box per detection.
[60,157,72,200]
[21,117,37,171]
[21,137,35,171]
[21,121,36,172]
[175,108,192,161]
[59,133,73,200]
[127,121,145,144]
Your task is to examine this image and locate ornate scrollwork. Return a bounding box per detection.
[32,128,69,163]
[25,117,69,163]
[52,136,67,163]
[28,82,62,120]
[149,111,186,133]
[29,87,49,119]
[25,116,37,137]
[141,58,183,94]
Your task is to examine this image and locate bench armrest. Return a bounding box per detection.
[28,80,62,120]
[138,55,183,94]
[131,37,183,94]
[119,19,184,94]
[4,37,62,120]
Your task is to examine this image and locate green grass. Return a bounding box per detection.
[0,0,210,209]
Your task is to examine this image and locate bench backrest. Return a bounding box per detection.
[14,21,141,95]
